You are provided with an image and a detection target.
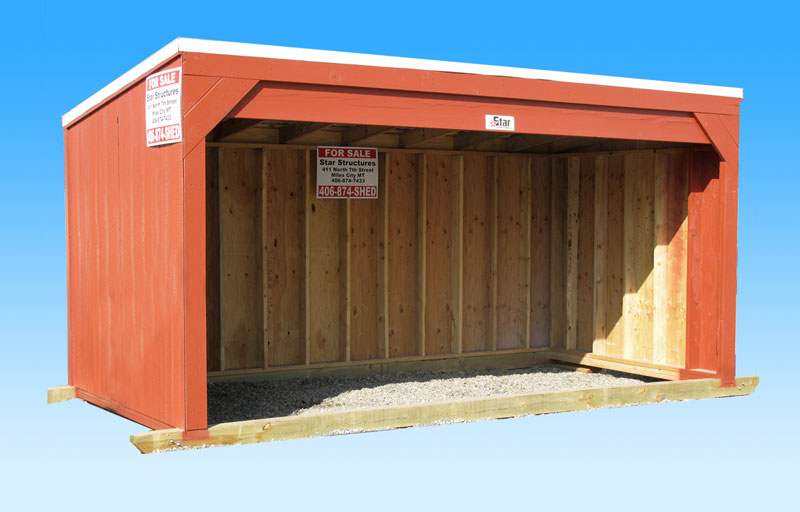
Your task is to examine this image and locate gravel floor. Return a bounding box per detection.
[208,365,656,425]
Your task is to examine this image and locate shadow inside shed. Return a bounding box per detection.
[205,119,717,384]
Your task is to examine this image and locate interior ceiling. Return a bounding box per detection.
[208,118,702,154]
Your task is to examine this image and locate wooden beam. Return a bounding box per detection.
[214,118,263,141]
[342,125,395,145]
[209,348,548,382]
[280,122,332,144]
[454,132,509,150]
[548,349,716,381]
[132,376,758,453]
[523,158,532,349]
[304,151,312,365]
[183,77,260,155]
[417,153,427,357]
[593,156,608,353]
[268,149,270,368]
[47,385,76,404]
[400,128,459,148]
[490,156,499,351]
[565,157,580,350]
[346,199,352,362]
[455,155,464,354]
[380,154,390,359]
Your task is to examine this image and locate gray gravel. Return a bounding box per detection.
[208,365,655,425]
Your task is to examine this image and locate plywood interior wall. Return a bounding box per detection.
[208,146,696,372]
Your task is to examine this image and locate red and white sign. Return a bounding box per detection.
[485,114,515,131]
[145,67,182,147]
[316,147,379,199]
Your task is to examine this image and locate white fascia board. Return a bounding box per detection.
[62,37,744,128]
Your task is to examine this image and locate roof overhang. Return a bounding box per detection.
[62,37,743,128]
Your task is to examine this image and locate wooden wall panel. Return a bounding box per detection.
[424,153,460,355]
[530,157,552,347]
[462,154,494,352]
[209,145,694,374]
[603,153,626,358]
[688,150,721,371]
[349,155,385,361]
[496,155,530,350]
[634,151,656,362]
[220,148,264,370]
[66,61,186,428]
[386,152,421,357]
[665,152,689,367]
[265,149,307,366]
[308,160,348,363]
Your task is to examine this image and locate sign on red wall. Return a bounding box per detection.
[316,146,379,198]
[145,67,182,147]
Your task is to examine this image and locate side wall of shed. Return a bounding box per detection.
[64,59,186,430]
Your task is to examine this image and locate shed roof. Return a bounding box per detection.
[62,37,743,128]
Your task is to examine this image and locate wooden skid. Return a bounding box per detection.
[131,376,757,453]
[47,385,77,404]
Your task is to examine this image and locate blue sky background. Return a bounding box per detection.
[1,1,797,509]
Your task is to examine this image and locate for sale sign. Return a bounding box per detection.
[316,147,379,199]
[145,67,182,147]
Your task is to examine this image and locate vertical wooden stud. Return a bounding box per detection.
[604,153,626,358]
[379,153,390,359]
[654,152,669,365]
[261,149,269,369]
[622,152,637,360]
[217,148,225,370]
[455,154,464,354]
[593,155,608,353]
[345,198,352,362]
[565,157,580,351]
[523,157,532,349]
[304,150,311,366]
[490,156,499,352]
[550,158,567,349]
[417,153,427,357]
[634,151,656,363]
[530,157,552,349]
[577,156,595,353]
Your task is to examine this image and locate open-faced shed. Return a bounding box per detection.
[52,38,754,451]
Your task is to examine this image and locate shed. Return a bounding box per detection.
[50,38,756,452]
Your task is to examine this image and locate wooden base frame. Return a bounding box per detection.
[130,375,758,454]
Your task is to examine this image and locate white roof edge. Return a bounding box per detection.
[62,39,181,127]
[62,37,744,128]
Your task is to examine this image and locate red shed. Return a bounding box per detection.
[51,38,756,452]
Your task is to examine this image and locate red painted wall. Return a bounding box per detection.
[65,59,186,430]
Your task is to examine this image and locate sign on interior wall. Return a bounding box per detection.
[316,146,379,198]
[145,67,182,147]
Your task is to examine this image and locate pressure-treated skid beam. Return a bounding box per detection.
[131,376,758,453]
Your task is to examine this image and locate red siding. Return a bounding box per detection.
[686,150,722,372]
[65,59,186,430]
